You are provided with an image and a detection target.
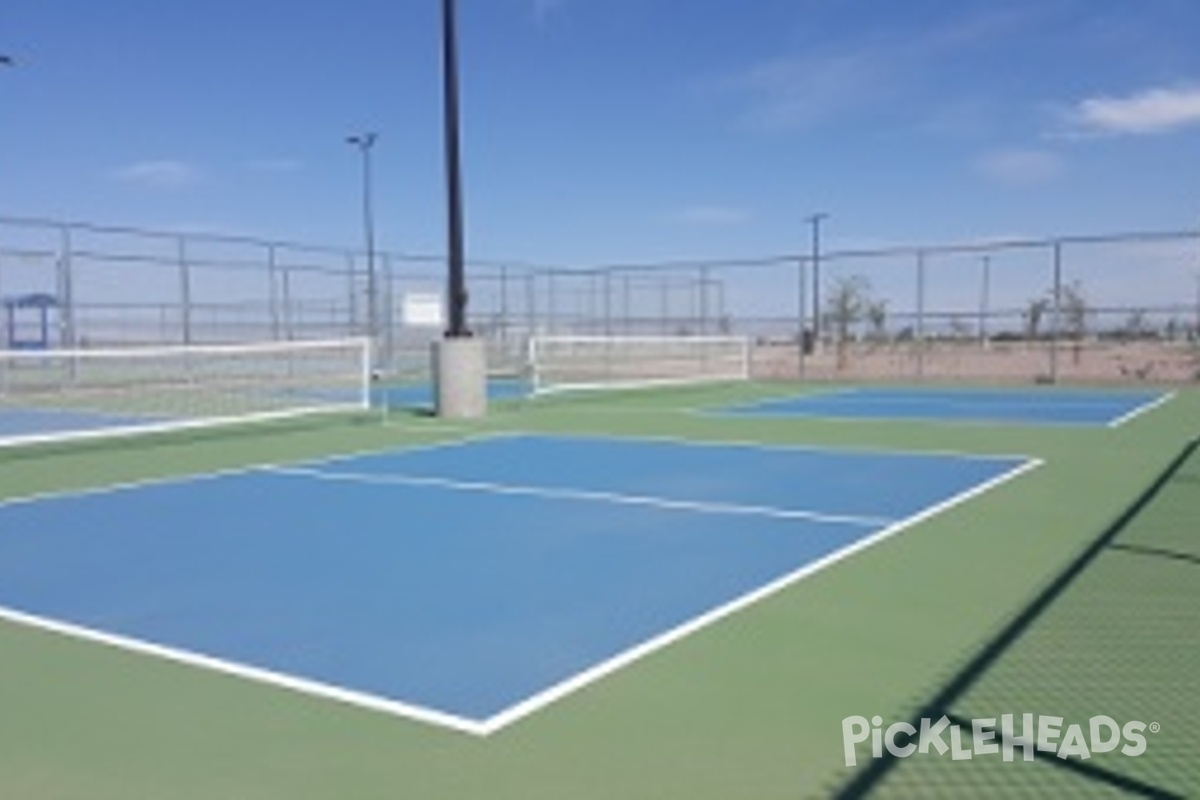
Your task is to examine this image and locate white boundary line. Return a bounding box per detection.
[268,465,895,528]
[473,456,1045,735]
[0,432,1044,738]
[0,605,488,736]
[1107,391,1176,428]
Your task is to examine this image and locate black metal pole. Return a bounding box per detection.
[442,0,470,337]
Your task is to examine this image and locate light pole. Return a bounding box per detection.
[442,0,469,338]
[432,0,486,418]
[806,212,829,345]
[346,132,378,348]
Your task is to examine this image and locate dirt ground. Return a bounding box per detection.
[752,340,1200,385]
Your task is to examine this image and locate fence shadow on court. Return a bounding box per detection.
[833,435,1200,799]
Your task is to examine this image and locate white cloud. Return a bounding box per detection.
[1068,85,1200,136]
[111,159,201,189]
[532,0,567,24]
[668,206,751,227]
[246,158,303,174]
[720,51,883,132]
[975,148,1064,185]
[712,7,1043,133]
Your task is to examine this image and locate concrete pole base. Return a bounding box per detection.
[432,337,487,419]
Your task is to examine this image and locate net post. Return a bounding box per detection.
[526,335,540,395]
[359,336,375,412]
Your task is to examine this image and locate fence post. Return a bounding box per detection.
[380,253,394,370]
[797,256,807,381]
[1194,271,1200,339]
[525,270,537,339]
[1050,240,1063,383]
[979,254,991,349]
[603,269,614,336]
[916,249,926,381]
[622,272,632,335]
[281,263,294,341]
[267,244,281,341]
[178,236,192,345]
[57,225,76,348]
[345,253,359,336]
[1193,230,1200,337]
[498,264,509,344]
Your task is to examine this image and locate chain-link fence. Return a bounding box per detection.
[2,216,1197,384]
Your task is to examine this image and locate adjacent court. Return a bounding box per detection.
[719,387,1172,427]
[0,433,1031,734]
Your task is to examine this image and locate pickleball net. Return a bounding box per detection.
[0,337,371,448]
[527,334,751,395]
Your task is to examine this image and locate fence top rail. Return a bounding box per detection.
[0,216,571,275]
[3,215,1197,278]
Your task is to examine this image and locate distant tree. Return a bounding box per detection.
[1025,297,1051,340]
[1124,309,1149,339]
[824,275,873,369]
[866,300,888,342]
[1060,280,1089,364]
[949,316,972,340]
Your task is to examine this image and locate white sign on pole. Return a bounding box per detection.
[402,292,445,327]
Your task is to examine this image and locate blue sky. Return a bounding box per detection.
[2,0,1199,267]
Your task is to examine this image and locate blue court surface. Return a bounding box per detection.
[379,377,528,412]
[0,434,1033,734]
[719,387,1172,427]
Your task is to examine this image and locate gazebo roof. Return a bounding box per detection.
[2,293,59,310]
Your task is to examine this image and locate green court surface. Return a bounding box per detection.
[0,382,1196,799]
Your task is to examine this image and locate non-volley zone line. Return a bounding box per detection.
[267,465,896,528]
